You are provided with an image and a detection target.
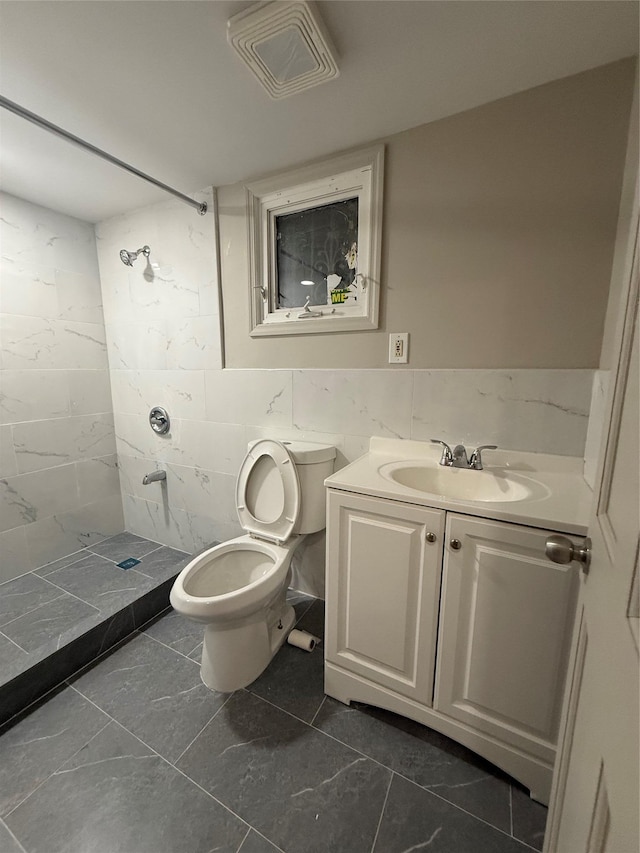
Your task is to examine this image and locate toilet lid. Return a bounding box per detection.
[236,439,300,544]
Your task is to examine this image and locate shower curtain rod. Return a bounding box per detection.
[0,94,207,215]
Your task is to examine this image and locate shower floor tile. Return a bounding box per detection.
[0,598,548,853]
[0,533,192,725]
[1,593,99,654]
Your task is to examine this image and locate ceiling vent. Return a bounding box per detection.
[227,1,339,100]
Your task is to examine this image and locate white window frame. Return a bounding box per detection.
[246,144,384,336]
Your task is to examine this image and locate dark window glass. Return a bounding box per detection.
[275,197,358,309]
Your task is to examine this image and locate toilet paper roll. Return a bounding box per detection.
[287,629,320,652]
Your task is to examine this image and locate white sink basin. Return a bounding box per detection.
[380,462,542,503]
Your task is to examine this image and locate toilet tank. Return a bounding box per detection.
[286,441,336,534]
[249,440,336,535]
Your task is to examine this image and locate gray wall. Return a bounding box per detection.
[0,193,122,582]
[219,60,635,370]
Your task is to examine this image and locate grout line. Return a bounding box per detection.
[0,630,30,654]
[510,783,514,837]
[35,575,102,613]
[369,770,394,853]
[2,718,113,821]
[173,691,234,766]
[309,695,326,727]
[65,684,255,837]
[0,818,28,853]
[0,625,140,732]
[0,592,68,632]
[138,626,203,665]
[135,605,173,634]
[235,827,252,853]
[306,706,522,844]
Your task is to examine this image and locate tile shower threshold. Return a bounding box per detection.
[0,534,193,727]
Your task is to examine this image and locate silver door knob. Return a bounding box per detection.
[426,532,437,543]
[450,538,462,550]
[545,534,591,573]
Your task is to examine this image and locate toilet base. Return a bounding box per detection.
[199,600,296,693]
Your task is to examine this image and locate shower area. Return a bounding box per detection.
[0,154,223,721]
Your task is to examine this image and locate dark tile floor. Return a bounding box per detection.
[0,533,190,689]
[0,592,548,853]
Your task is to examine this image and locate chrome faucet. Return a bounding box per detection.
[431,440,497,470]
[142,469,166,485]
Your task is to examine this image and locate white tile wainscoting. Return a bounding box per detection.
[112,366,593,598]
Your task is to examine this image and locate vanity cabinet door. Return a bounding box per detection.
[325,490,445,706]
[434,514,579,764]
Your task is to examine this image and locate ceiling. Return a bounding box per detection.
[0,0,637,223]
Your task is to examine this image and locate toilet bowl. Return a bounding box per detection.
[170,439,335,692]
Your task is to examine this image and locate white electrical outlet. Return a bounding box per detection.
[389,332,409,364]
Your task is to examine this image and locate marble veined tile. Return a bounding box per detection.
[75,454,120,506]
[165,315,221,371]
[25,495,124,570]
[44,551,154,612]
[0,426,17,479]
[110,369,206,420]
[132,546,190,582]
[87,531,161,563]
[142,609,204,658]
[5,720,247,853]
[411,369,592,456]
[293,370,413,438]
[314,698,511,831]
[177,690,391,853]
[373,774,529,853]
[0,370,70,424]
[0,314,61,370]
[164,464,237,522]
[105,319,168,370]
[13,413,115,474]
[71,632,226,762]
[0,818,24,853]
[0,527,31,583]
[0,685,109,819]
[68,370,113,416]
[165,420,248,475]
[0,464,79,533]
[59,320,108,370]
[0,572,63,628]
[1,593,99,654]
[0,262,58,319]
[204,369,292,428]
[54,269,104,325]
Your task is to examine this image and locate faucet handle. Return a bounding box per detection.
[431,439,453,466]
[469,445,498,470]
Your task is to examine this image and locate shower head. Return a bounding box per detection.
[119,245,150,266]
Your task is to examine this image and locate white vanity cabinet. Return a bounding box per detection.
[434,514,579,771]
[324,488,580,803]
[325,491,445,706]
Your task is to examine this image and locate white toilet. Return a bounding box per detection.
[170,439,336,692]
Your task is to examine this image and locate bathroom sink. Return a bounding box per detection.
[380,462,539,503]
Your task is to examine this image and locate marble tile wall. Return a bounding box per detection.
[95,187,594,597]
[0,192,123,582]
[583,369,610,490]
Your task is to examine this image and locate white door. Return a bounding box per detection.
[545,230,639,849]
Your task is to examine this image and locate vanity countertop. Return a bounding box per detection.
[325,437,592,536]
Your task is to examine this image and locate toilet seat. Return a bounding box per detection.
[235,439,300,544]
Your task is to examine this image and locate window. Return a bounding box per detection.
[246,145,384,336]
